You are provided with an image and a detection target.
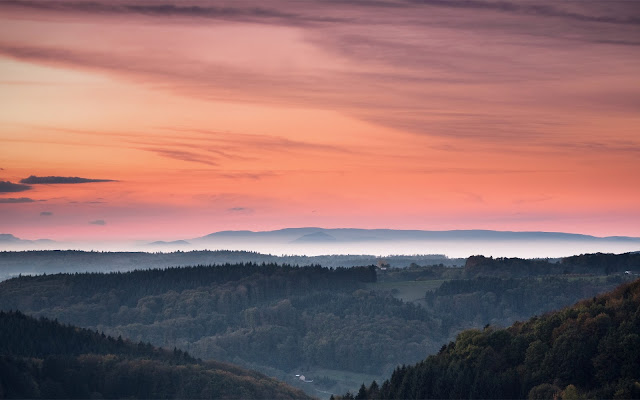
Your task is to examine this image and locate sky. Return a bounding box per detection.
[1,0,639,243]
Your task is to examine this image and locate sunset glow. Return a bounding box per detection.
[1,0,639,244]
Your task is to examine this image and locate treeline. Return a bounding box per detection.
[464,252,640,278]
[378,252,640,283]
[2,263,376,313]
[562,252,640,275]
[0,311,310,399]
[338,278,640,399]
[377,264,462,282]
[425,276,627,332]
[0,250,278,279]
[0,250,460,281]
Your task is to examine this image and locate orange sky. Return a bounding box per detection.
[1,0,639,242]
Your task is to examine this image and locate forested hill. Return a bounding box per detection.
[0,263,437,394]
[0,310,193,361]
[0,311,311,399]
[464,252,640,277]
[0,250,459,281]
[0,263,377,310]
[342,278,640,400]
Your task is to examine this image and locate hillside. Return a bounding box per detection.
[0,264,429,379]
[0,257,633,396]
[342,278,640,399]
[0,310,310,399]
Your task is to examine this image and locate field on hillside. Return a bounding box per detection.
[367,280,446,305]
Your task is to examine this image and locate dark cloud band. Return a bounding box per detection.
[3,0,638,26]
[20,175,116,184]
[0,181,32,193]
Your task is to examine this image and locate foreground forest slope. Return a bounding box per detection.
[345,278,640,400]
[0,311,310,399]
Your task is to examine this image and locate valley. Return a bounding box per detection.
[1,251,637,397]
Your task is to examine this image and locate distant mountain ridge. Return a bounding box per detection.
[4,229,639,246]
[2,229,638,259]
[0,233,54,244]
[195,228,640,243]
[292,231,337,243]
[147,240,191,246]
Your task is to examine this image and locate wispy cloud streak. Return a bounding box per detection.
[1,0,639,142]
[410,0,640,25]
[0,197,35,203]
[141,148,219,167]
[0,0,347,26]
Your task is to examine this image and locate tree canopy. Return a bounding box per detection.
[339,278,640,399]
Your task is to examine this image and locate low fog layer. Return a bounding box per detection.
[2,228,639,259]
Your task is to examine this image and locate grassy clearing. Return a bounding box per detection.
[366,280,446,304]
